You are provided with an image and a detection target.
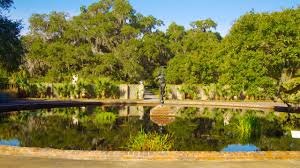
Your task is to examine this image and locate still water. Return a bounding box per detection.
[0,105,299,151]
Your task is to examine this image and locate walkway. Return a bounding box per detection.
[0,155,299,168]
[0,99,295,113]
[143,88,159,101]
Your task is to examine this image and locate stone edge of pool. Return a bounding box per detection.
[0,146,299,161]
[0,99,295,113]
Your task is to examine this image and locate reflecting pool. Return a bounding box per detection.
[0,105,299,151]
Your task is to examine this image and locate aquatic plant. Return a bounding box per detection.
[233,115,261,143]
[126,130,173,151]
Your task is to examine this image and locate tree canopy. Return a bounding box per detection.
[0,0,13,10]
[218,8,300,100]
[0,0,299,104]
[23,0,166,82]
[0,0,22,73]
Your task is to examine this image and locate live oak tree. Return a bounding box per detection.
[6,0,299,105]
[23,0,165,83]
[166,19,221,84]
[0,0,22,72]
[218,8,300,101]
[0,0,12,10]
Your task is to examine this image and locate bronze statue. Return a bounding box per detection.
[157,68,166,104]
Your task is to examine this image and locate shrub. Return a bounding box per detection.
[0,68,9,90]
[11,70,30,97]
[74,81,87,98]
[95,78,119,99]
[55,82,75,98]
[36,83,48,98]
[179,84,199,100]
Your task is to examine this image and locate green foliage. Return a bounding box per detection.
[190,18,217,32]
[0,0,23,72]
[166,118,198,147]
[55,82,74,98]
[0,66,9,89]
[126,130,173,151]
[177,107,199,119]
[1,0,298,103]
[218,8,300,102]
[73,80,98,98]
[166,22,185,55]
[95,78,119,99]
[278,69,300,107]
[22,0,165,83]
[10,70,35,97]
[179,84,199,100]
[78,109,117,126]
[1,106,300,151]
[0,0,13,10]
[166,23,221,84]
[30,77,116,99]
[231,114,262,143]
[94,112,117,125]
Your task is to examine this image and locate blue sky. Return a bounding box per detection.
[7,0,300,36]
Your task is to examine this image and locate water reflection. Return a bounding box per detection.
[222,144,259,152]
[0,106,299,151]
[0,139,20,146]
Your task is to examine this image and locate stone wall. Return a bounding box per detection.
[166,85,231,101]
[119,84,129,99]
[167,84,277,101]
[166,85,184,100]
[0,146,299,161]
[119,84,144,100]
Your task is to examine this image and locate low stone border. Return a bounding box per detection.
[0,146,299,161]
[1,99,294,113]
[0,100,158,113]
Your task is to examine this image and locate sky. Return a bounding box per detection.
[7,0,300,36]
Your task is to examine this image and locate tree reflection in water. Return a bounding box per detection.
[0,106,299,151]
